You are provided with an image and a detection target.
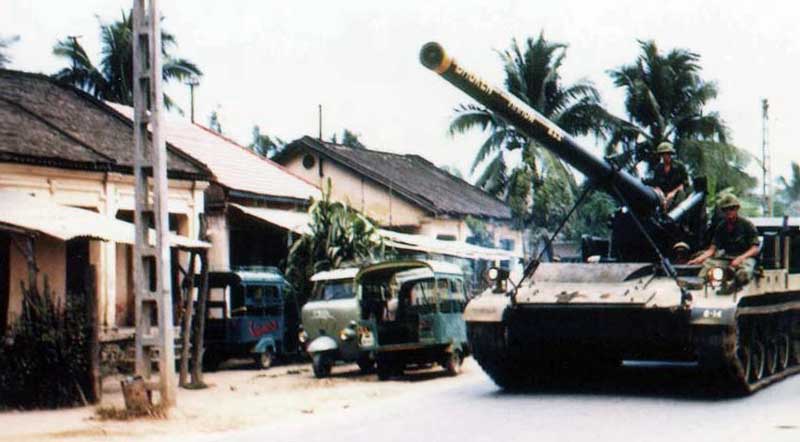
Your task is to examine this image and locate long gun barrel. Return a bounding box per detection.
[419,42,662,216]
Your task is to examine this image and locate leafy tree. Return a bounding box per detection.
[607,40,755,196]
[330,129,366,149]
[285,181,385,306]
[777,162,800,216]
[52,10,201,113]
[464,216,495,248]
[249,125,285,158]
[341,129,366,149]
[448,33,612,229]
[208,110,222,134]
[0,34,19,68]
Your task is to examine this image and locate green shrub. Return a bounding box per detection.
[0,277,93,409]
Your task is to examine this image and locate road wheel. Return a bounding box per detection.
[791,316,800,366]
[765,335,779,377]
[254,350,273,370]
[776,333,791,372]
[356,354,375,373]
[736,336,751,382]
[749,337,765,384]
[312,353,332,378]
[443,350,463,376]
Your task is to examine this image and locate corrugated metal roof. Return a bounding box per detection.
[356,260,465,282]
[229,204,312,235]
[109,104,319,202]
[230,201,518,260]
[310,267,360,282]
[379,229,521,261]
[0,191,209,249]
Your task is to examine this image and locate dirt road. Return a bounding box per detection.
[0,358,478,442]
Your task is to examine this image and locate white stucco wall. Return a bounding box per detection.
[281,150,524,257]
[0,163,207,328]
[283,153,424,227]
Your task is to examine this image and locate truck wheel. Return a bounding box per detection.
[254,350,273,370]
[312,353,332,378]
[357,355,375,373]
[443,350,463,376]
[377,361,393,381]
[202,353,222,372]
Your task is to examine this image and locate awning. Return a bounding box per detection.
[378,229,521,261]
[229,203,311,235]
[0,192,209,249]
[228,203,519,261]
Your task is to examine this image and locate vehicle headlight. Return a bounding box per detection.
[339,321,356,342]
[298,330,308,344]
[707,267,726,287]
[485,267,509,282]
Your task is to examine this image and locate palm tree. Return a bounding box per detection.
[249,125,286,158]
[449,33,612,227]
[52,10,201,112]
[778,162,800,215]
[607,40,754,195]
[0,34,20,68]
[285,182,384,306]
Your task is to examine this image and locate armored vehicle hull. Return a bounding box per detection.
[465,262,800,393]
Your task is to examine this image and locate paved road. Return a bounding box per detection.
[216,362,800,442]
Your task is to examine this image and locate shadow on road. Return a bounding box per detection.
[327,364,454,382]
[485,363,745,402]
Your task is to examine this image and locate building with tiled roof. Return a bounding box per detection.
[275,136,523,260]
[108,103,320,272]
[0,69,211,331]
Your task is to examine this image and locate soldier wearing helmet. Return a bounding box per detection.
[688,194,760,286]
[647,142,689,210]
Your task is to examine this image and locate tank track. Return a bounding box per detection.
[470,308,800,394]
[694,310,800,395]
[467,321,534,389]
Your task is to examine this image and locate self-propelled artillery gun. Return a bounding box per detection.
[420,42,800,393]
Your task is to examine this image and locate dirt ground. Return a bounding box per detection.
[0,357,480,442]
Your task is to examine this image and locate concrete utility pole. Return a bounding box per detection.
[132,0,177,407]
[186,76,199,123]
[762,99,773,216]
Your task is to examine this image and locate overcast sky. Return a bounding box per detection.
[2,0,798,187]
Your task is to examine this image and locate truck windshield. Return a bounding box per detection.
[313,280,355,301]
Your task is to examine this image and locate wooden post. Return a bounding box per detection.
[190,251,209,386]
[179,251,196,387]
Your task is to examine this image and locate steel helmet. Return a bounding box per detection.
[672,241,690,251]
[656,142,676,155]
[718,193,741,210]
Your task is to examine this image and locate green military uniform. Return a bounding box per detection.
[700,215,760,285]
[651,160,689,196]
[648,143,689,210]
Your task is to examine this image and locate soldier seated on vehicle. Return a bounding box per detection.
[672,241,691,265]
[647,142,689,211]
[688,194,760,287]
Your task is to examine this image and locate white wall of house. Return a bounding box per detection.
[283,153,424,227]
[205,212,230,272]
[0,163,207,328]
[282,151,524,256]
